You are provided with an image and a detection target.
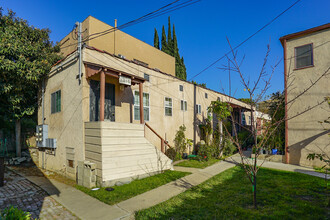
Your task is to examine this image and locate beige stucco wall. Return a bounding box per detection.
[285,28,330,167]
[37,52,86,179]
[60,16,175,76]
[83,48,250,151]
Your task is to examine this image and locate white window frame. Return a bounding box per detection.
[180,100,187,111]
[196,104,201,114]
[134,91,150,121]
[164,97,173,116]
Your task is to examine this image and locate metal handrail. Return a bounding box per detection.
[144,123,172,153]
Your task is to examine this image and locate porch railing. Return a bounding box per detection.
[144,123,172,153]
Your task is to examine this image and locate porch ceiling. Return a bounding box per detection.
[84,61,145,85]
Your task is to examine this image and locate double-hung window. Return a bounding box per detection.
[295,44,313,69]
[180,100,187,111]
[196,104,201,114]
[51,90,61,114]
[134,91,150,121]
[165,97,172,116]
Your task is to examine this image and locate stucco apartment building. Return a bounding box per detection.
[37,16,250,186]
[280,23,330,167]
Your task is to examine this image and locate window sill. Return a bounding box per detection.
[294,65,314,71]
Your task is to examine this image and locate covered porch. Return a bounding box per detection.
[84,61,146,124]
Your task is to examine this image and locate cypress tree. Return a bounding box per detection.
[153,28,160,49]
[157,19,187,80]
[173,24,178,57]
[167,17,173,56]
[161,25,167,53]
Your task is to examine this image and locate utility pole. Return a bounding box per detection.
[76,22,82,84]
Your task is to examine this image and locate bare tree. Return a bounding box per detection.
[214,39,330,209]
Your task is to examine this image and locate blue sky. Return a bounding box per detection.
[2,0,329,99]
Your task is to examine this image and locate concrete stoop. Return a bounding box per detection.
[85,122,173,187]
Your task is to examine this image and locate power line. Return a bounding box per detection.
[188,0,302,81]
[60,0,200,50]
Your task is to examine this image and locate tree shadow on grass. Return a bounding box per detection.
[136,166,329,220]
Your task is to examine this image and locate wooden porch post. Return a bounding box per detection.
[139,82,144,124]
[100,70,105,121]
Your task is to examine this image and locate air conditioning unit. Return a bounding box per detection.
[46,138,57,149]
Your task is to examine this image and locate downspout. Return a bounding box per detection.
[283,39,289,164]
[193,84,196,152]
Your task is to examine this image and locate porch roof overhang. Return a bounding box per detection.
[84,61,146,85]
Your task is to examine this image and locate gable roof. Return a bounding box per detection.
[280,23,330,46]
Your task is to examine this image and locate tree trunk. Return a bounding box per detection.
[15,119,21,157]
[253,174,257,209]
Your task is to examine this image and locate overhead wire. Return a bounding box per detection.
[188,0,303,81]
[60,0,200,50]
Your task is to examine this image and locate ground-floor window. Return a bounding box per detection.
[165,97,172,116]
[181,100,187,111]
[134,91,150,121]
[196,104,201,114]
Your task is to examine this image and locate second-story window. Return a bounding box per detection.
[51,90,61,114]
[205,93,208,99]
[165,97,172,116]
[295,44,313,69]
[179,85,183,91]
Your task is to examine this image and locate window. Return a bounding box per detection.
[196,104,201,114]
[242,114,246,125]
[51,90,61,114]
[205,93,208,99]
[180,100,187,111]
[165,97,172,116]
[179,85,183,91]
[134,91,150,121]
[248,116,251,125]
[144,73,150,82]
[295,44,313,69]
[67,159,74,168]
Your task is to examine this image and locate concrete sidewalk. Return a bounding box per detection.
[12,157,327,220]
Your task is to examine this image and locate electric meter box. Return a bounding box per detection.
[36,124,48,148]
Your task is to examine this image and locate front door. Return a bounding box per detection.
[89,80,115,122]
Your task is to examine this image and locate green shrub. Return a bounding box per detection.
[223,138,237,156]
[237,130,254,149]
[0,206,31,220]
[198,145,216,161]
[174,125,187,155]
[165,148,176,160]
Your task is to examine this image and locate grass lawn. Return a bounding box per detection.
[314,167,330,174]
[76,170,190,205]
[175,158,220,169]
[136,166,329,219]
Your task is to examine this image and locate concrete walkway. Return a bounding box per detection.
[11,157,327,220]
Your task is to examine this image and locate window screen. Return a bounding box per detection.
[295,44,313,69]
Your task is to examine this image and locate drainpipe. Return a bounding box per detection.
[76,22,82,84]
[283,39,289,164]
[193,84,196,152]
